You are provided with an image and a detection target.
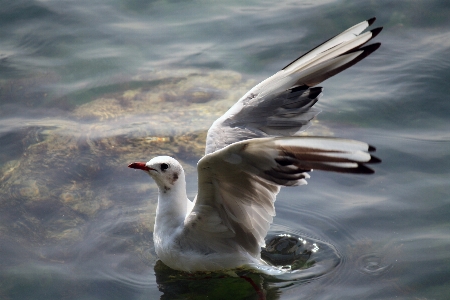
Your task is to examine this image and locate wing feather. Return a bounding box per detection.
[187,136,379,256]
[282,17,377,71]
[205,18,382,154]
[184,19,382,258]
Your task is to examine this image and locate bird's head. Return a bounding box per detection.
[128,156,184,193]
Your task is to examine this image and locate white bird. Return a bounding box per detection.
[129,18,382,273]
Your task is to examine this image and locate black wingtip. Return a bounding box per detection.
[308,87,323,99]
[367,17,376,26]
[368,145,376,152]
[354,164,375,174]
[368,156,382,164]
[289,84,309,93]
[345,42,381,57]
[370,27,383,39]
[362,42,381,52]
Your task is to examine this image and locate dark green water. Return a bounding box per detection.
[1,0,450,299]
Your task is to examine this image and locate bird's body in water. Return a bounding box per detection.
[129,18,382,274]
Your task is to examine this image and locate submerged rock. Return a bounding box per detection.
[0,69,254,248]
[0,68,332,257]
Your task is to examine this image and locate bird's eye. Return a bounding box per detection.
[160,163,169,171]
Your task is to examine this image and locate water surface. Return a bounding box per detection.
[1,0,450,299]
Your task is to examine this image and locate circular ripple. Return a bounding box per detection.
[357,253,393,276]
[260,224,341,281]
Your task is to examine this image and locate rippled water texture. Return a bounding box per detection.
[1,0,450,299]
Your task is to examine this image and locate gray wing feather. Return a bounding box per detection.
[189,18,382,257]
[190,136,379,257]
[205,18,382,154]
[205,86,322,154]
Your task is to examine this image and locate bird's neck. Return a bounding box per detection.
[154,175,189,236]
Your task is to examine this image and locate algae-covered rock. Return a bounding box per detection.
[0,69,255,248]
[0,68,332,255]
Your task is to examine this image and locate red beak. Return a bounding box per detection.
[128,162,152,171]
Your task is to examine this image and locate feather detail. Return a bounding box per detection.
[194,136,379,255]
[205,18,382,154]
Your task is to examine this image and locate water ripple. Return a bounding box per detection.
[356,253,393,276]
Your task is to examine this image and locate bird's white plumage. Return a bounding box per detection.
[129,18,382,273]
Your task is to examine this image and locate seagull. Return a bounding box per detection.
[129,18,382,273]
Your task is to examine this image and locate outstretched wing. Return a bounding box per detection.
[184,136,379,257]
[205,18,382,154]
